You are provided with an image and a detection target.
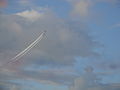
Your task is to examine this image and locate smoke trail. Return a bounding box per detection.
[4,31,46,66]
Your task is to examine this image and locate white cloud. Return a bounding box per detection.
[16,10,44,22]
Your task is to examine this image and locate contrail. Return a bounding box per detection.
[5,31,46,65]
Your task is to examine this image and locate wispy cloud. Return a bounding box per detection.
[18,0,32,6]
[69,67,120,90]
[67,0,116,18]
[111,23,120,28]
[70,0,92,17]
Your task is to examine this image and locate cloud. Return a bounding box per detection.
[16,9,44,22]
[96,0,116,3]
[0,8,99,89]
[19,68,77,85]
[69,67,120,90]
[70,0,92,17]
[0,66,77,89]
[18,0,32,7]
[0,2,119,89]
[67,0,116,18]
[19,0,30,5]
[111,23,120,29]
[0,9,98,67]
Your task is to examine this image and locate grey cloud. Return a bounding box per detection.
[0,10,98,67]
[69,67,120,90]
[19,69,77,85]
[0,67,77,89]
[0,9,99,89]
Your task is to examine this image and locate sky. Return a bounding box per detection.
[0,0,120,90]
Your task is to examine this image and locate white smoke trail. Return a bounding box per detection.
[5,31,46,65]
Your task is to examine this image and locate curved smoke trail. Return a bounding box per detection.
[5,31,46,66]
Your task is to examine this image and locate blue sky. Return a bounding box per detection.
[0,0,120,90]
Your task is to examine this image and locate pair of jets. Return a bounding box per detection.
[3,31,47,67]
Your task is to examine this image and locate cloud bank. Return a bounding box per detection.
[0,5,119,90]
[0,9,98,67]
[0,8,99,89]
